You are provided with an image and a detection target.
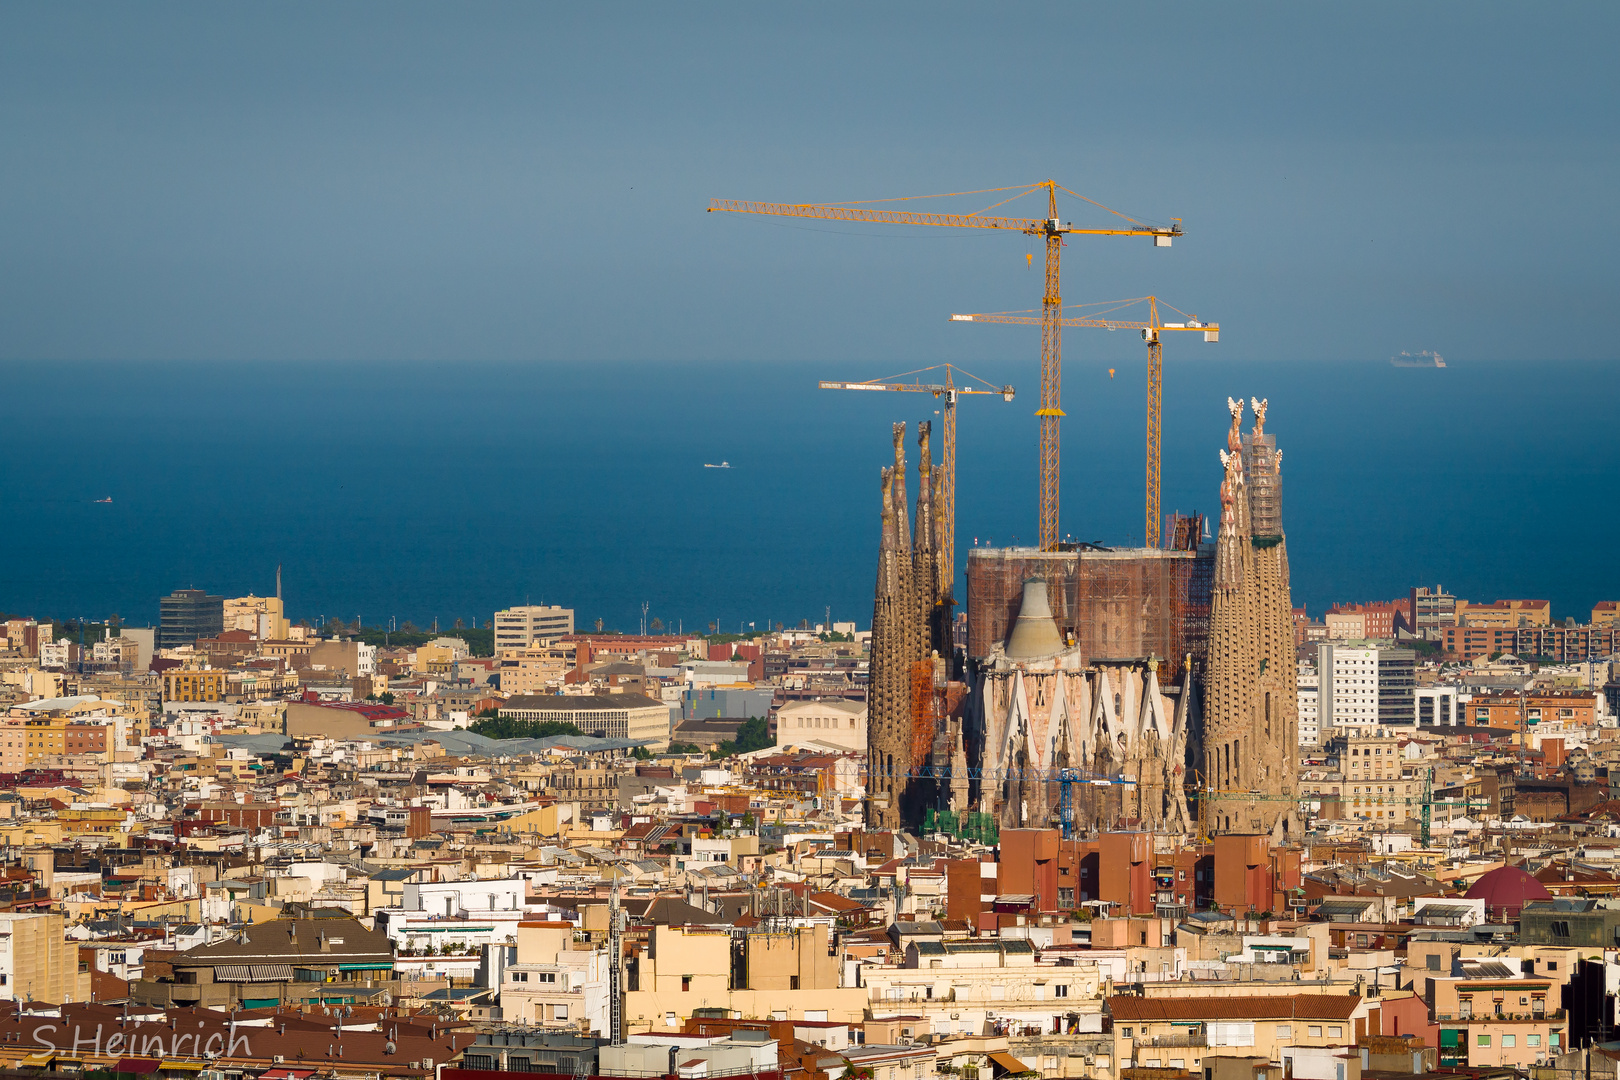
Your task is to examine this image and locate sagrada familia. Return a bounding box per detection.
[864,398,1298,840]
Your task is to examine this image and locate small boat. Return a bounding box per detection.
[703,461,731,469]
[1391,350,1446,368]
[94,497,113,504]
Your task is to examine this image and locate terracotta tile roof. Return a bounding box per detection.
[1108,994,1361,1022]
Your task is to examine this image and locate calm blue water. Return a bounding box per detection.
[1,357,1615,632]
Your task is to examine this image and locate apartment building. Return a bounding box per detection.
[1333,731,1420,824]
[1298,662,1321,746]
[1456,599,1551,628]
[1326,603,1404,640]
[223,594,289,639]
[0,912,91,1003]
[162,667,227,702]
[1413,585,1459,636]
[1315,643,1415,732]
[1416,685,1463,727]
[494,606,575,654]
[498,646,572,695]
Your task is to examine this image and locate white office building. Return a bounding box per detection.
[1314,642,1415,736]
[495,605,575,654]
[1297,663,1321,747]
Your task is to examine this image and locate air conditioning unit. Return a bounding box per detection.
[423,1059,434,1070]
[273,1057,285,1065]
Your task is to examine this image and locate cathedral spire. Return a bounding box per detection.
[1203,395,1300,839]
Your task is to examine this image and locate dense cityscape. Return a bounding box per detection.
[0,392,1613,1080]
[5,6,1616,1080]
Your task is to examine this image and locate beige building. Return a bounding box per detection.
[861,937,1103,1039]
[502,920,611,1032]
[499,647,572,695]
[1110,993,1382,1075]
[163,667,227,702]
[495,606,575,655]
[224,594,289,640]
[1455,599,1551,628]
[775,700,866,753]
[500,693,671,750]
[0,912,91,1003]
[624,923,862,1031]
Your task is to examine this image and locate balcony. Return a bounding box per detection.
[1141,1034,1208,1048]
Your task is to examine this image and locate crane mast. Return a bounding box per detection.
[952,296,1217,547]
[819,365,1013,593]
[711,181,1180,550]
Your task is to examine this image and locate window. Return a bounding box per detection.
[1502,1035,1516,1048]
[1328,1027,1342,1038]
[1426,955,1440,971]
[511,972,528,983]
[1478,1035,1491,1047]
[681,976,692,992]
[554,1005,568,1021]
[539,971,557,984]
[1122,1028,1133,1039]
[1549,962,1558,971]
[1528,1035,1542,1048]
[1055,985,1069,998]
[1276,1026,1291,1039]
[1308,1027,1322,1038]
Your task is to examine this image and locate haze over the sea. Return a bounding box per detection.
[0,356,1612,633]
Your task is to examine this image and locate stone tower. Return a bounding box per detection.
[1202,397,1300,838]
[868,423,922,829]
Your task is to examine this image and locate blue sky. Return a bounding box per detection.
[2,2,1615,365]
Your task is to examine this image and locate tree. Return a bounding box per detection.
[650,617,664,633]
[400,620,420,634]
[594,617,604,633]
[379,692,396,705]
[454,617,466,630]
[469,717,585,739]
[668,742,703,755]
[735,716,772,754]
[631,746,654,761]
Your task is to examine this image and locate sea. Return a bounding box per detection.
[1,357,1615,635]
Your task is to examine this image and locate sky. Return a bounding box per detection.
[2,2,1617,366]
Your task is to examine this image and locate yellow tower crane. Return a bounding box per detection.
[950,296,1218,548]
[819,364,1014,595]
[709,182,1181,551]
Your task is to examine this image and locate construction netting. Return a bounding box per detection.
[1244,433,1282,539]
[965,547,1214,683]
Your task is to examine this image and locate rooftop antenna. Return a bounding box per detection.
[277,565,282,602]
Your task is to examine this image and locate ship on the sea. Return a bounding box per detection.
[1391,350,1446,368]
